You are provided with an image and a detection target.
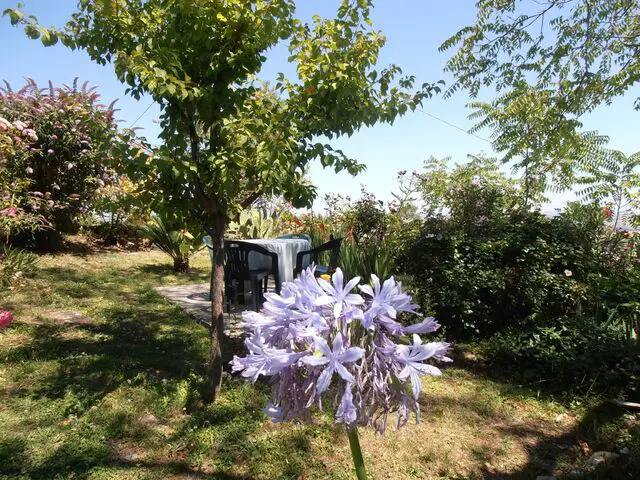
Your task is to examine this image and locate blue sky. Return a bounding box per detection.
[2,1,639,211]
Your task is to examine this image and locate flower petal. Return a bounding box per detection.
[316,365,334,393]
[334,361,355,384]
[338,346,365,364]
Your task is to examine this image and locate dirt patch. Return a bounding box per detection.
[48,310,94,324]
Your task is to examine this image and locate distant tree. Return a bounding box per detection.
[441,0,639,187]
[441,0,640,113]
[389,170,421,221]
[415,153,522,230]
[414,156,450,218]
[467,87,609,205]
[6,0,440,401]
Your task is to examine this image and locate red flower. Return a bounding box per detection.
[294,217,303,227]
[0,311,14,330]
[603,207,613,219]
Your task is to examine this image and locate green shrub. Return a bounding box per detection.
[398,158,634,340]
[403,209,598,338]
[478,316,640,401]
[83,175,149,246]
[0,79,139,246]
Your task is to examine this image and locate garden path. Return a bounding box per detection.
[154,283,245,338]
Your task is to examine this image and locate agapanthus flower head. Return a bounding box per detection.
[231,267,451,434]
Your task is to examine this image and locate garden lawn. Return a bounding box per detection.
[0,247,637,479]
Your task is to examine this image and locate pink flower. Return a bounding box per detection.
[0,311,14,330]
[47,149,54,155]
[1,207,18,217]
[0,117,11,131]
[23,129,38,142]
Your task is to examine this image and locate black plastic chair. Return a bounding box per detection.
[224,240,281,311]
[294,236,343,278]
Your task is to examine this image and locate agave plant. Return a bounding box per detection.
[139,215,202,272]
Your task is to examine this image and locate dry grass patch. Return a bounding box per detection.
[310,369,570,479]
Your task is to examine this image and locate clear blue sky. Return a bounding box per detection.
[2,1,639,210]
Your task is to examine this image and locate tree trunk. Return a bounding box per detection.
[207,217,226,403]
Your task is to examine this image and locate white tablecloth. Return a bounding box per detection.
[245,238,310,283]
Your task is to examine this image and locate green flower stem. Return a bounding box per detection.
[347,426,367,480]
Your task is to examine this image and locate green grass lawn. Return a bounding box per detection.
[0,246,637,479]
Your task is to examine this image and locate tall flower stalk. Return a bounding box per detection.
[231,267,451,477]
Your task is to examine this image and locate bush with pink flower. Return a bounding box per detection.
[0,78,139,245]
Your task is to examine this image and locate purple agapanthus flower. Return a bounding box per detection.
[395,334,444,399]
[301,334,364,393]
[315,269,364,319]
[230,330,307,382]
[336,385,357,425]
[230,267,451,433]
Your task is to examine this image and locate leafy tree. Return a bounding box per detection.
[441,0,640,112]
[467,88,610,205]
[6,0,440,401]
[577,149,640,229]
[441,0,640,184]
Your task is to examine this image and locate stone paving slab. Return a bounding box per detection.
[154,283,245,338]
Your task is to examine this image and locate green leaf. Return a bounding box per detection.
[24,24,40,39]
[41,30,58,46]
[4,9,24,25]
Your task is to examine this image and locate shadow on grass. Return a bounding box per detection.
[1,250,326,479]
[6,302,207,411]
[476,401,638,479]
[137,262,210,280]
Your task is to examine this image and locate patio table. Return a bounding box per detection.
[244,238,310,283]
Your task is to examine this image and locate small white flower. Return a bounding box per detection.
[564,269,573,277]
[12,120,27,131]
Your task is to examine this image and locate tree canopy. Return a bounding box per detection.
[5,0,441,401]
[441,0,640,113]
[441,0,639,196]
